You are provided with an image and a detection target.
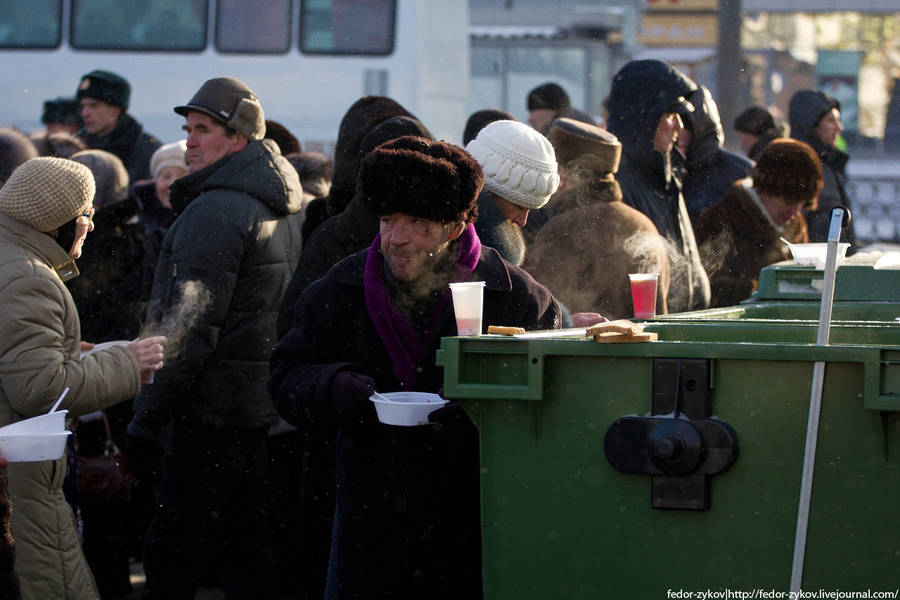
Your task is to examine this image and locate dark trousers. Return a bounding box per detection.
[142,421,273,600]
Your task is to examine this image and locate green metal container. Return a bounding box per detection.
[436,320,900,598]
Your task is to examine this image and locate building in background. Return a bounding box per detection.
[468,0,643,124]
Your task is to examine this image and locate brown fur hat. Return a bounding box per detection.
[360,136,483,224]
[752,138,823,208]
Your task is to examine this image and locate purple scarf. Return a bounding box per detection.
[364,223,481,388]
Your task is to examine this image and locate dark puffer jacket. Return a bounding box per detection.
[606,59,710,313]
[133,139,304,428]
[680,87,754,223]
[268,246,561,600]
[789,90,857,246]
[77,113,161,183]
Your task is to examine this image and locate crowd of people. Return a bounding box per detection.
[0,59,856,599]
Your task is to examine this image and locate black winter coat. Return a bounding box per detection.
[268,246,561,600]
[789,91,857,246]
[277,191,378,338]
[66,196,157,343]
[77,113,161,183]
[606,60,710,313]
[681,87,754,223]
[133,139,304,428]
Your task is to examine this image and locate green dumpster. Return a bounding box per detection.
[436,317,900,598]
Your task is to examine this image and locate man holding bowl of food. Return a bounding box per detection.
[269,135,562,599]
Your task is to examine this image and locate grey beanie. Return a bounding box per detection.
[0,157,95,232]
[71,149,130,209]
[465,120,559,209]
[175,77,266,141]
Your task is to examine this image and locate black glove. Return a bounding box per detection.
[427,399,470,430]
[330,371,376,426]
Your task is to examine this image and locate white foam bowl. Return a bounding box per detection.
[0,432,71,462]
[789,243,850,269]
[369,392,448,426]
[0,410,68,436]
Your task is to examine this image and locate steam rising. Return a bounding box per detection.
[141,280,213,360]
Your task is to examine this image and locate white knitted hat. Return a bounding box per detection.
[150,139,188,180]
[465,120,559,209]
[0,157,95,232]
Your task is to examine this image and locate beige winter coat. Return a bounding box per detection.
[0,212,141,600]
[524,183,670,320]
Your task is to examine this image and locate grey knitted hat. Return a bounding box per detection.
[0,157,95,232]
[71,149,130,209]
[465,119,559,209]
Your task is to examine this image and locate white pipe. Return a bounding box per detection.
[790,208,845,593]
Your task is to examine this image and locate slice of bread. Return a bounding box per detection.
[593,331,658,343]
[586,319,644,337]
[487,325,526,336]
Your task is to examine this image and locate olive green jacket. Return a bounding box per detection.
[0,212,141,600]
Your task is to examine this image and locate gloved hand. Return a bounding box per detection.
[330,371,376,426]
[427,400,470,430]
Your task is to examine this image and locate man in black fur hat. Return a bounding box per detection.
[76,69,161,182]
[269,136,562,599]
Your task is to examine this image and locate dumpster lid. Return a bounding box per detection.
[752,251,900,302]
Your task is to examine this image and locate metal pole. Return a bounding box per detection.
[790,208,845,593]
[717,0,743,151]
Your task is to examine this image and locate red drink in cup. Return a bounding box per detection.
[629,273,659,319]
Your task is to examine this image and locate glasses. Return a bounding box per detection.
[80,207,95,221]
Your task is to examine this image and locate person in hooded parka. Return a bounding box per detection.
[605,59,710,313]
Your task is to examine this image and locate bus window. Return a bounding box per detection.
[0,0,61,48]
[217,0,291,54]
[71,0,207,51]
[300,0,395,56]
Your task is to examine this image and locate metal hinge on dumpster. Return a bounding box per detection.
[603,359,738,510]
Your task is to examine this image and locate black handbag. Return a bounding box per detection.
[76,411,134,503]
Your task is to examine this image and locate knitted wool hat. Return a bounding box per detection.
[71,149,129,209]
[465,120,559,209]
[77,70,131,109]
[0,157,95,232]
[360,136,483,224]
[527,83,571,112]
[175,77,266,141]
[547,117,621,175]
[149,140,188,180]
[752,138,823,206]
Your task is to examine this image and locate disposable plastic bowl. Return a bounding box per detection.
[0,410,68,436]
[788,243,850,269]
[0,432,71,462]
[369,392,448,426]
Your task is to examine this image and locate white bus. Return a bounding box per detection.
[1,0,470,151]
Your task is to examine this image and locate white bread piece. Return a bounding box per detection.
[593,331,658,343]
[487,325,526,336]
[586,319,644,337]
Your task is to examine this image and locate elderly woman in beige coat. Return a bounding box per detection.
[524,119,670,320]
[0,157,165,600]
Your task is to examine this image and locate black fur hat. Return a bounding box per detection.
[360,136,483,224]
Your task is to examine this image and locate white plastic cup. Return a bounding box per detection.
[628,273,660,319]
[449,281,486,336]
